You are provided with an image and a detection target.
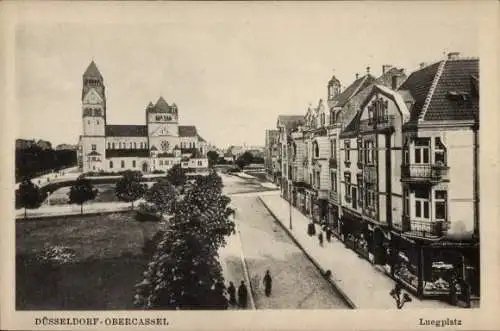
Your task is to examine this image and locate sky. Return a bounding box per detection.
[15,2,481,149]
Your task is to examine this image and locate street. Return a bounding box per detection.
[220,173,350,309]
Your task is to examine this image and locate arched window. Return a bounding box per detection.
[109,161,113,169]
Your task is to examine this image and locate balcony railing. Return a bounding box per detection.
[329,158,337,168]
[401,164,449,183]
[402,216,445,239]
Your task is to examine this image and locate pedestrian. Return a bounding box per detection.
[326,227,332,242]
[227,281,237,306]
[318,232,324,247]
[237,280,248,308]
[263,270,272,297]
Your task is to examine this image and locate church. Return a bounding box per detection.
[78,61,209,173]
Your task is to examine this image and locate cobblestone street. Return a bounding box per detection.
[230,195,349,309]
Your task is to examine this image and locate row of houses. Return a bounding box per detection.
[265,52,479,301]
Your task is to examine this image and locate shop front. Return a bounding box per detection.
[391,232,479,302]
[341,208,370,261]
[368,224,391,266]
[328,203,340,235]
[314,198,328,224]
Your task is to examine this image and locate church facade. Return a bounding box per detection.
[78,61,208,173]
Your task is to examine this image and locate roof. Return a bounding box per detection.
[87,150,102,156]
[399,58,479,123]
[197,134,206,142]
[328,75,340,85]
[277,115,304,130]
[335,74,376,108]
[179,125,197,137]
[106,149,150,158]
[83,61,103,80]
[155,96,169,112]
[105,125,147,137]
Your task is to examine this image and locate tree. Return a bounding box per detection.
[235,151,254,169]
[142,178,178,218]
[16,178,43,218]
[206,151,219,167]
[115,170,147,209]
[68,175,97,214]
[134,170,235,310]
[165,164,186,188]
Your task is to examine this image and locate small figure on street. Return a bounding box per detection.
[307,222,316,236]
[238,280,248,308]
[318,232,324,247]
[227,281,237,306]
[263,270,272,297]
[326,227,332,242]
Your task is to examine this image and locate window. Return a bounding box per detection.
[434,137,447,165]
[414,138,430,164]
[320,113,325,126]
[344,172,351,199]
[330,109,335,125]
[133,160,136,168]
[88,120,90,125]
[435,190,447,220]
[109,161,113,169]
[121,160,125,168]
[198,161,203,166]
[368,105,374,124]
[414,188,430,219]
[364,140,374,164]
[119,142,122,149]
[315,172,320,188]
[344,140,350,162]
[97,120,100,125]
[134,142,137,149]
[108,142,111,149]
[130,142,133,148]
[160,160,163,166]
[156,115,162,121]
[140,142,143,149]
[91,144,96,151]
[331,172,337,192]
[314,142,319,158]
[404,188,410,216]
[331,139,336,159]
[112,142,116,149]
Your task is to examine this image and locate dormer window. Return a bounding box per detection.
[447,91,470,103]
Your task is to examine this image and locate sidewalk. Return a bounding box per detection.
[259,194,452,309]
[16,199,145,220]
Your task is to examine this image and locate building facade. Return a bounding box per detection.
[264,129,280,182]
[79,61,208,174]
[269,54,479,301]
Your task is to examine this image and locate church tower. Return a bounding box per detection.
[146,96,180,154]
[81,60,106,172]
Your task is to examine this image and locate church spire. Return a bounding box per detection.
[83,60,103,80]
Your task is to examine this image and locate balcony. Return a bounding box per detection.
[402,216,445,239]
[329,158,337,168]
[401,164,449,184]
[317,189,329,199]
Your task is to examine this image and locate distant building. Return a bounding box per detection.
[15,139,36,150]
[264,129,280,182]
[78,60,208,173]
[36,140,52,150]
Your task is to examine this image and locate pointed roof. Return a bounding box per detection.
[328,75,340,85]
[83,61,103,80]
[335,74,376,108]
[153,96,170,113]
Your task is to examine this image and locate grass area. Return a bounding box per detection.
[16,212,163,309]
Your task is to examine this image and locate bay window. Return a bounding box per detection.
[435,190,447,220]
[414,188,430,220]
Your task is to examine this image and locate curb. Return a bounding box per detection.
[234,223,256,310]
[257,196,357,309]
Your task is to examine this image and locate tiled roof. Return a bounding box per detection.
[197,134,206,142]
[154,97,170,112]
[179,125,197,137]
[105,149,150,158]
[105,125,147,137]
[335,75,376,107]
[83,61,103,79]
[399,59,479,123]
[339,111,361,138]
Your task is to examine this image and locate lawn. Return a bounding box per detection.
[16,212,164,309]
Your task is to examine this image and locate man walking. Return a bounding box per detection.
[318,231,324,247]
[227,281,237,306]
[263,270,272,297]
[238,280,248,308]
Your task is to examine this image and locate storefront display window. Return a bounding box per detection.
[394,250,419,291]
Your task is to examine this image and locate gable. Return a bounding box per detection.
[83,88,104,105]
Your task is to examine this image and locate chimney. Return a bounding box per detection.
[366,66,371,74]
[382,65,392,74]
[447,52,460,60]
[355,73,359,79]
[419,62,427,69]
